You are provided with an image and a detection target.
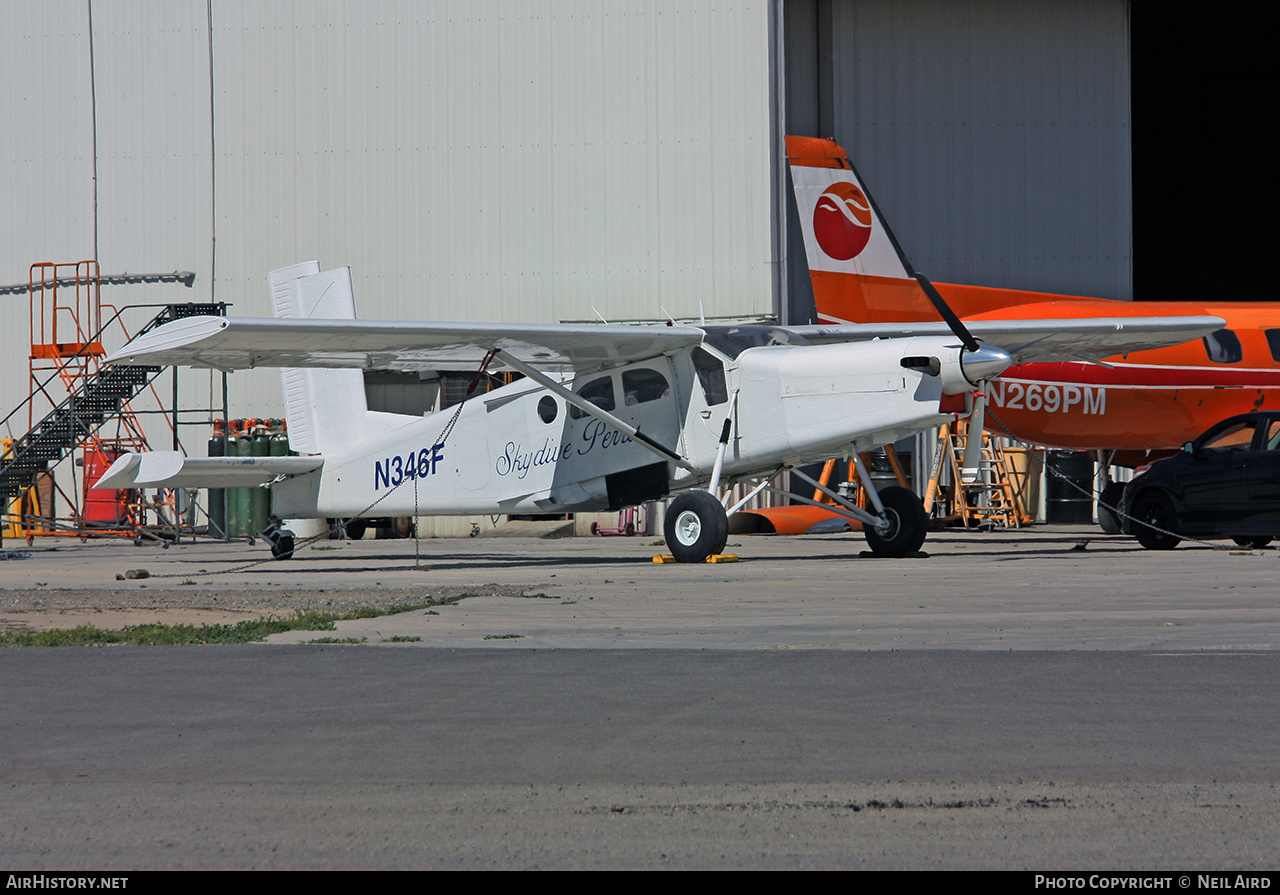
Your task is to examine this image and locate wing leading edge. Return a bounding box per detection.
[789,316,1226,364]
[106,316,707,373]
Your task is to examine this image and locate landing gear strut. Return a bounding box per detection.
[785,458,928,558]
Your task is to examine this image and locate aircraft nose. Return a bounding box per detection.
[961,342,1014,385]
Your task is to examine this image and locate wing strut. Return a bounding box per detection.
[493,349,702,475]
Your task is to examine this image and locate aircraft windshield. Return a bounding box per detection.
[700,326,810,359]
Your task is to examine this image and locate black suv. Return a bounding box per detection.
[1122,412,1280,549]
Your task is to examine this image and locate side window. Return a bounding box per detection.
[692,347,728,406]
[1201,421,1256,453]
[621,368,670,406]
[537,395,558,424]
[1266,421,1280,451]
[1203,330,1243,364]
[568,375,616,419]
[1266,330,1280,362]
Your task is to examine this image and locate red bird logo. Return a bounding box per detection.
[813,182,873,261]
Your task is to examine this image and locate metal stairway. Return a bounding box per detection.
[0,303,220,514]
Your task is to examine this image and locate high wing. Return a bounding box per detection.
[106,316,707,373]
[107,313,1225,373]
[788,316,1226,364]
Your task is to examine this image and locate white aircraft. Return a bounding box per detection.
[99,260,1221,561]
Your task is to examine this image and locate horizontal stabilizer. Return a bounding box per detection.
[106,317,707,373]
[789,316,1227,364]
[95,452,324,490]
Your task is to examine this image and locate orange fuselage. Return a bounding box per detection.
[814,276,1280,452]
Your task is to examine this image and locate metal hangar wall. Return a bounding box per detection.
[782,0,1132,325]
[0,1,777,423]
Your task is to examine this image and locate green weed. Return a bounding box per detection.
[0,597,458,648]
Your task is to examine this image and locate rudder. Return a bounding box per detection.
[271,263,370,456]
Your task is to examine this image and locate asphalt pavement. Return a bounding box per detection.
[2,525,1278,868]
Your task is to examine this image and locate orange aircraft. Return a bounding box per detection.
[786,135,1280,461]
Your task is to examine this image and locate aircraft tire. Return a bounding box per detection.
[863,486,928,557]
[1131,492,1180,550]
[664,491,728,563]
[344,518,368,541]
[1097,481,1126,534]
[271,535,295,560]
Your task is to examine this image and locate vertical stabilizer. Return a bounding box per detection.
[786,136,1102,324]
[786,135,938,324]
[271,263,370,456]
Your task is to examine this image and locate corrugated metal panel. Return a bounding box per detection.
[91,0,214,304]
[0,2,97,280]
[211,0,775,327]
[826,0,1131,300]
[1,1,775,427]
[0,2,99,433]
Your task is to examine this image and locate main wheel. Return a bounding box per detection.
[1131,492,1180,550]
[664,491,729,563]
[392,516,414,539]
[344,518,368,540]
[1097,481,1126,535]
[1233,536,1272,549]
[271,535,295,560]
[863,486,928,557]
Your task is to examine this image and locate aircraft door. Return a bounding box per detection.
[561,366,680,477]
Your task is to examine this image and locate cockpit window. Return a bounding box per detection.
[1265,329,1280,362]
[621,368,670,405]
[569,375,616,419]
[700,325,810,360]
[1203,329,1243,364]
[692,347,728,406]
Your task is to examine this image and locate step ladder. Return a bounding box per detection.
[923,420,1031,528]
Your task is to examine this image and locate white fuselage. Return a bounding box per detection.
[271,335,965,518]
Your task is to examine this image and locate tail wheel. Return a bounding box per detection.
[863,486,928,557]
[664,491,728,563]
[271,535,295,560]
[1131,492,1180,550]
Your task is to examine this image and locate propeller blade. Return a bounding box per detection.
[915,272,980,353]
